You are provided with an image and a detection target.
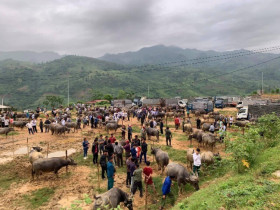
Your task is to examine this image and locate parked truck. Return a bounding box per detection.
[187,100,213,113]
[237,104,280,120]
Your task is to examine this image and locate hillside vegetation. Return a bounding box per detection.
[174,114,280,210]
[1,45,280,109]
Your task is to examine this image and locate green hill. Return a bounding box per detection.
[1,46,280,110]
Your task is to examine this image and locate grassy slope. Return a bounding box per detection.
[173,145,280,210]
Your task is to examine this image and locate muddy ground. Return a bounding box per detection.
[0,108,237,210]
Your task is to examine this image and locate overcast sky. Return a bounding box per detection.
[1,0,280,57]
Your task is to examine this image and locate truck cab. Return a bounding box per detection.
[215,100,224,108]
[237,106,248,120]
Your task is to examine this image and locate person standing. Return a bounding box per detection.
[160,120,164,135]
[160,175,176,210]
[31,119,37,133]
[107,156,115,190]
[26,121,33,135]
[229,116,233,128]
[187,109,190,118]
[114,142,124,167]
[100,150,108,179]
[209,124,215,134]
[4,117,9,127]
[140,138,147,164]
[193,148,201,175]
[165,127,172,146]
[143,161,157,196]
[132,164,143,197]
[129,158,136,192]
[121,125,126,139]
[122,140,130,157]
[98,135,105,155]
[44,118,51,132]
[109,134,116,144]
[92,138,99,164]
[83,138,89,159]
[131,144,137,160]
[39,119,44,133]
[126,155,132,187]
[196,118,201,129]
[140,126,146,140]
[128,125,132,142]
[174,117,180,130]
[106,140,114,158]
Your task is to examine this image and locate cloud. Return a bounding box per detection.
[0,0,280,56]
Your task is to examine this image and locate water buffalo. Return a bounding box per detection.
[189,129,204,145]
[29,147,44,164]
[65,122,80,132]
[105,123,122,133]
[235,120,250,127]
[50,124,70,135]
[165,162,199,193]
[12,121,27,129]
[32,157,77,179]
[202,123,211,132]
[0,127,15,138]
[146,127,159,142]
[187,149,221,168]
[202,133,220,151]
[184,123,193,133]
[93,188,133,210]
[151,147,169,174]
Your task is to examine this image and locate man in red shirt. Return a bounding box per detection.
[109,134,116,144]
[174,117,180,130]
[143,161,157,196]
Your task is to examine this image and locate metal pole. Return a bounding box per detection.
[148,84,150,98]
[261,72,264,94]
[68,76,70,106]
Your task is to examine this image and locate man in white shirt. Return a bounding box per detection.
[209,124,215,134]
[31,119,37,133]
[229,116,233,128]
[61,118,66,126]
[193,148,201,175]
[4,118,9,127]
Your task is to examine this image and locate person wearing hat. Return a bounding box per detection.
[107,156,115,190]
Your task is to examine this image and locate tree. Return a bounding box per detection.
[276,88,279,94]
[90,89,103,100]
[43,95,64,109]
[117,90,126,99]
[103,94,113,103]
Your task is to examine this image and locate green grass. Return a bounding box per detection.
[61,194,93,210]
[0,131,20,137]
[173,144,280,210]
[71,152,93,167]
[132,126,141,133]
[22,187,55,209]
[0,161,28,192]
[173,132,188,141]
[159,146,187,163]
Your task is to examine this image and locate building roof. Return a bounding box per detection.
[86,100,108,104]
[0,105,11,109]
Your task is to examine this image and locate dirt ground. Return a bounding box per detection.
[0,108,237,210]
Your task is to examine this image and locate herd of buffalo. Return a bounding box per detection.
[0,105,249,209]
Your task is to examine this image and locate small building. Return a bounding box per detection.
[142,99,161,107]
[112,99,132,108]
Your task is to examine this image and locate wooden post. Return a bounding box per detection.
[47,143,49,158]
[27,137,29,155]
[97,162,100,189]
[182,118,185,132]
[12,135,14,158]
[242,127,245,135]
[145,183,148,210]
[165,116,168,128]
[66,150,68,173]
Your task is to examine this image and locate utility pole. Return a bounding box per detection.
[261,72,264,95]
[67,75,70,106]
[148,84,150,98]
[1,97,3,112]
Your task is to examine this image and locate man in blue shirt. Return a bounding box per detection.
[161,175,176,209]
[107,156,115,190]
[130,144,137,160]
[82,138,89,159]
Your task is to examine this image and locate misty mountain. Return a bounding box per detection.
[1,46,280,110]
[99,45,224,65]
[0,51,63,63]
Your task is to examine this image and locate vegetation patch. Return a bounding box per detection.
[22,187,55,209]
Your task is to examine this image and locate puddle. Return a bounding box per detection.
[0,157,13,164]
[48,148,76,158]
[1,147,28,156]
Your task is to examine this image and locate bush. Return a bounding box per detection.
[226,114,280,173]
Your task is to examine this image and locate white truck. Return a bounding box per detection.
[237,106,249,120]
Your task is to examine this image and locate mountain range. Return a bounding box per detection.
[0,45,280,110]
